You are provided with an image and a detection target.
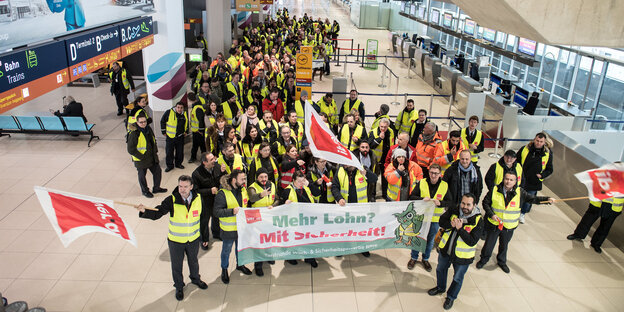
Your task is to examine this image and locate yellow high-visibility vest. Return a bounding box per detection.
[249,182,276,207]
[488,186,521,229]
[165,108,187,139]
[168,194,202,243]
[419,179,448,222]
[336,167,368,203]
[460,128,483,162]
[438,215,481,259]
[219,189,248,231]
[339,124,364,152]
[190,104,206,132]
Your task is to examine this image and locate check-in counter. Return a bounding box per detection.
[435,65,462,99]
[423,55,442,89]
[400,39,411,63]
[412,48,425,78]
[456,75,481,113]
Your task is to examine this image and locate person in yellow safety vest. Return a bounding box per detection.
[214,170,253,284]
[339,114,368,152]
[517,132,554,224]
[307,157,335,204]
[371,104,392,130]
[409,109,433,147]
[339,89,365,123]
[226,72,244,108]
[433,130,467,175]
[258,110,280,144]
[429,193,483,310]
[568,194,624,254]
[127,94,150,132]
[247,168,279,275]
[407,164,451,271]
[220,91,242,126]
[292,90,308,125]
[384,148,423,201]
[272,125,298,162]
[227,47,241,72]
[191,62,209,94]
[136,175,208,301]
[395,99,416,135]
[323,38,333,75]
[461,115,484,163]
[127,115,168,198]
[241,125,263,166]
[477,172,554,273]
[286,110,305,148]
[331,164,378,257]
[109,62,135,116]
[188,93,207,163]
[248,142,280,184]
[283,170,320,267]
[484,150,523,191]
[160,102,188,172]
[217,142,245,175]
[313,93,338,130]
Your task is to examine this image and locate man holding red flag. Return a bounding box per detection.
[137,175,209,301]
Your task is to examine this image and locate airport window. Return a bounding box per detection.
[572,57,603,109]
[553,50,576,101]
[596,63,624,123]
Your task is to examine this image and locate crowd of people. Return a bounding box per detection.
[124,8,621,310]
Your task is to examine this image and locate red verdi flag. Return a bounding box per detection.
[305,102,364,170]
[574,163,624,201]
[34,186,137,247]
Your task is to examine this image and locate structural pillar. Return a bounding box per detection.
[206,0,232,57]
[142,0,187,134]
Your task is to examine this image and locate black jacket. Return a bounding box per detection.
[248,155,279,184]
[331,166,378,203]
[160,109,188,137]
[138,188,207,241]
[129,106,150,125]
[54,100,87,122]
[127,124,159,169]
[443,161,483,206]
[438,205,483,265]
[213,176,245,240]
[484,158,525,191]
[482,183,549,228]
[517,144,553,191]
[307,164,335,204]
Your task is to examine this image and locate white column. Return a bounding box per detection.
[206,0,232,57]
[142,0,186,133]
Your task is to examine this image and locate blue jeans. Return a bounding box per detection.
[521,190,538,214]
[221,239,238,269]
[410,222,439,261]
[436,252,470,300]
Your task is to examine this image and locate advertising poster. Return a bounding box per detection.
[0,0,155,51]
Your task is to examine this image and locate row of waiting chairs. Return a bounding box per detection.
[0,115,100,147]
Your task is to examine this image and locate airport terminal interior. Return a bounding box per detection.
[0,0,623,311]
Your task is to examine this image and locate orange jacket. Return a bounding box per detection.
[415,132,442,168]
[384,160,423,201]
[433,139,467,172]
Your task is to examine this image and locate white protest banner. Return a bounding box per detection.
[236,201,435,265]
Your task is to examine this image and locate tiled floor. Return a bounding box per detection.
[1,0,622,311]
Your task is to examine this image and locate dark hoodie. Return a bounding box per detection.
[138,187,207,241]
[214,175,245,240]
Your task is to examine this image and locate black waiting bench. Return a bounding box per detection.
[0,115,100,147]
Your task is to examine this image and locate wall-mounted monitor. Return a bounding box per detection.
[443,13,453,28]
[401,2,407,12]
[482,27,497,43]
[431,9,440,25]
[410,4,417,16]
[417,6,426,20]
[464,19,476,36]
[518,37,537,57]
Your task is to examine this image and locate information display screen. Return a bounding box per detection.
[482,27,497,43]
[443,13,453,28]
[417,6,426,20]
[64,25,121,81]
[118,16,154,58]
[0,41,70,114]
[409,4,416,16]
[464,19,476,36]
[518,37,537,57]
[431,9,440,25]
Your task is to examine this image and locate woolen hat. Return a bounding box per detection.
[392,148,407,159]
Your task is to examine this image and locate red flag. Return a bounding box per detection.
[305,102,363,170]
[575,163,624,201]
[34,186,137,247]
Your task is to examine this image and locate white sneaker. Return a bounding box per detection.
[519,214,526,224]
